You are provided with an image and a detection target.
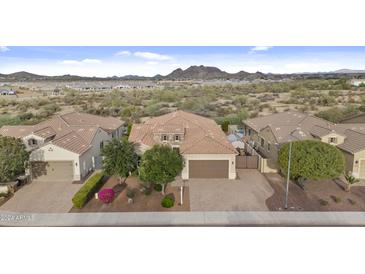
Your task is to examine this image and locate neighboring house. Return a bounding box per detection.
[0,112,125,182]
[350,79,365,86]
[129,110,238,179]
[340,112,365,124]
[0,89,16,95]
[243,111,365,178]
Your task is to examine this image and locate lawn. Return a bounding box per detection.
[70,176,190,212]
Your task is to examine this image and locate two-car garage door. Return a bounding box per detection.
[31,161,74,182]
[189,160,229,178]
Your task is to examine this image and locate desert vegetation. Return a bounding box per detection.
[1,78,365,128]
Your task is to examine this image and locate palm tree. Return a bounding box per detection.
[344,172,360,192]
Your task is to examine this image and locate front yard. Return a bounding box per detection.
[70,176,190,212]
[265,173,365,211]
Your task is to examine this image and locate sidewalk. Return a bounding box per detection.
[1,211,365,226]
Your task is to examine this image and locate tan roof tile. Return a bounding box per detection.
[129,110,236,155]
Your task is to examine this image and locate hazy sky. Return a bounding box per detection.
[1,46,365,77]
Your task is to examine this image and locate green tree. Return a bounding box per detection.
[278,140,345,180]
[0,136,29,182]
[221,120,229,132]
[344,173,360,192]
[101,138,138,184]
[139,145,184,194]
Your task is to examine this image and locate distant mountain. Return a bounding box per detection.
[165,65,233,80]
[2,66,365,82]
[332,69,365,74]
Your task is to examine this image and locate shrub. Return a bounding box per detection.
[153,184,163,192]
[126,188,135,199]
[98,188,115,204]
[318,199,329,206]
[330,195,341,203]
[143,187,152,196]
[348,198,357,205]
[72,172,104,209]
[161,195,174,208]
[278,140,345,180]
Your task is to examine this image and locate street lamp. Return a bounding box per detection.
[284,141,292,210]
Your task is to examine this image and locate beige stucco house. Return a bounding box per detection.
[0,112,125,182]
[243,111,365,179]
[129,110,238,179]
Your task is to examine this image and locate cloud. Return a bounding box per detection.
[249,46,273,53]
[134,51,172,61]
[0,46,10,53]
[60,59,102,65]
[146,61,158,65]
[115,50,131,56]
[82,58,102,64]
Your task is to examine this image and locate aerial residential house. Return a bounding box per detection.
[0,112,125,182]
[0,89,16,95]
[129,110,238,179]
[243,111,365,178]
[350,79,365,86]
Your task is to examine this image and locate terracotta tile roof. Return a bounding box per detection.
[0,125,34,138]
[33,126,57,139]
[0,112,124,155]
[244,111,336,143]
[60,112,124,132]
[337,129,365,154]
[244,111,365,154]
[129,110,237,155]
[52,131,91,154]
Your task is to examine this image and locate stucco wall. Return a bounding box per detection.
[181,154,236,180]
[30,144,81,180]
[320,133,345,145]
[257,127,279,161]
[351,150,365,178]
[22,134,45,151]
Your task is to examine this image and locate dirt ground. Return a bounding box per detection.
[264,173,365,211]
[70,176,190,212]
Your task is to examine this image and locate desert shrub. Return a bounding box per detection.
[98,188,115,204]
[143,187,152,196]
[153,184,163,192]
[72,172,104,209]
[348,198,357,205]
[0,114,21,127]
[318,199,329,206]
[126,188,135,199]
[221,120,229,132]
[330,195,341,203]
[278,140,345,180]
[161,195,174,208]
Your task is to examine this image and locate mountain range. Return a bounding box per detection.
[1,66,365,82]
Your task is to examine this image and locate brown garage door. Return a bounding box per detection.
[31,161,74,182]
[189,160,229,178]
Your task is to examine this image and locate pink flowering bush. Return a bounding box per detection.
[98,188,115,204]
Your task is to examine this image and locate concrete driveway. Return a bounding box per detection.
[188,169,274,211]
[0,180,83,213]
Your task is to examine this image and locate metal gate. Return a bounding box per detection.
[236,155,259,169]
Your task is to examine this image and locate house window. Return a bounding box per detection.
[248,129,252,136]
[100,141,104,149]
[173,147,180,154]
[175,135,180,142]
[329,137,337,144]
[267,142,271,152]
[162,135,168,141]
[260,137,265,147]
[28,138,37,146]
